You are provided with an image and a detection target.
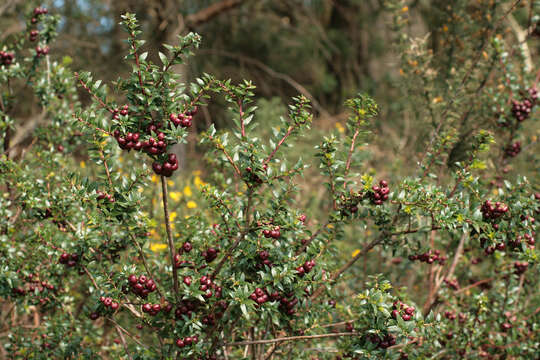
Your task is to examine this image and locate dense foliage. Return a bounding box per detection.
[1,1,539,359]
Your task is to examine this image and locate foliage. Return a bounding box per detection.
[1,2,539,360]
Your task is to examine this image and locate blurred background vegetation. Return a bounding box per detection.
[2,0,539,304]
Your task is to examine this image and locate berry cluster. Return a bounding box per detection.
[33,7,48,16]
[31,7,48,24]
[296,259,315,277]
[256,250,272,269]
[58,252,80,267]
[169,107,198,128]
[96,190,115,203]
[112,105,129,120]
[175,335,199,348]
[278,293,299,316]
[484,241,507,255]
[511,87,537,122]
[127,274,157,298]
[249,287,270,305]
[202,247,219,263]
[514,261,528,275]
[142,303,164,316]
[29,30,39,42]
[0,51,14,66]
[99,296,120,311]
[504,141,521,158]
[367,333,397,349]
[443,278,459,290]
[201,301,227,326]
[198,275,222,299]
[444,311,457,321]
[175,299,199,319]
[480,200,508,220]
[370,180,390,205]
[11,274,56,306]
[35,46,50,57]
[408,249,447,265]
[391,301,415,321]
[262,226,281,239]
[152,153,179,177]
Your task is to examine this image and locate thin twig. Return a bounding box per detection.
[74,72,113,113]
[226,332,358,346]
[161,176,179,303]
[264,126,294,165]
[115,324,133,360]
[343,129,359,189]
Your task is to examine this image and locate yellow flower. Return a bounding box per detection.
[327,224,334,229]
[187,200,197,209]
[169,211,177,222]
[150,243,167,252]
[151,175,159,183]
[168,180,174,186]
[80,161,86,169]
[194,176,206,189]
[170,192,182,201]
[335,122,345,134]
[183,186,192,197]
[192,170,201,176]
[352,249,361,258]
[401,6,408,12]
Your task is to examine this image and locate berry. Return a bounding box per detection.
[183,242,192,252]
[370,180,390,205]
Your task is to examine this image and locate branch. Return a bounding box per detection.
[226,332,358,346]
[263,125,294,165]
[185,0,246,28]
[423,232,466,315]
[161,176,179,303]
[75,72,114,113]
[198,49,330,117]
[115,324,133,360]
[343,129,359,189]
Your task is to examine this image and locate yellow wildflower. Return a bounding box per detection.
[151,175,159,183]
[401,6,408,12]
[168,180,174,186]
[194,176,206,189]
[150,243,167,252]
[80,161,86,169]
[187,201,197,209]
[335,122,345,134]
[169,211,177,222]
[352,249,361,258]
[183,186,192,197]
[170,192,182,201]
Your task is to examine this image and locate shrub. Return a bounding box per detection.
[0,3,538,360]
